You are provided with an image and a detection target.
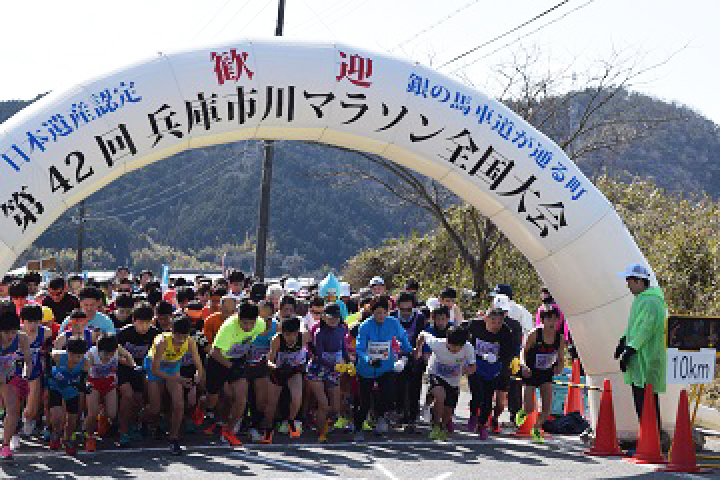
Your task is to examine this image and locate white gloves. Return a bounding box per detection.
[394,357,408,373]
[483,352,498,364]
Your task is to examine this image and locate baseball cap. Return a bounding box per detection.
[488,284,513,298]
[285,279,301,293]
[617,263,651,280]
[492,294,511,311]
[426,297,441,311]
[369,276,384,286]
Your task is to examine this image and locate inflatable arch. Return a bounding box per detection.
[0,39,678,436]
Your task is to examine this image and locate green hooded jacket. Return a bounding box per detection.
[623,286,668,393]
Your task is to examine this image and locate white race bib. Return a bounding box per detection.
[475,340,499,356]
[436,362,462,378]
[226,343,251,359]
[368,341,391,361]
[535,352,557,370]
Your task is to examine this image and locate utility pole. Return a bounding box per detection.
[74,200,85,273]
[254,0,285,282]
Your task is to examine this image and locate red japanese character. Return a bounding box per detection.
[336,52,373,88]
[211,49,255,86]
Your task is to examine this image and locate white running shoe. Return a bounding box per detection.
[9,435,20,451]
[374,416,389,434]
[250,428,263,442]
[22,419,36,437]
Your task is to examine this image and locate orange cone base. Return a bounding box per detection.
[625,455,667,465]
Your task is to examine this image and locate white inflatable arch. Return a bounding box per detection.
[0,39,675,436]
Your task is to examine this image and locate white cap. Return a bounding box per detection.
[267,284,285,297]
[492,294,511,311]
[285,279,301,293]
[426,297,441,310]
[369,276,384,286]
[338,282,351,297]
[617,263,651,280]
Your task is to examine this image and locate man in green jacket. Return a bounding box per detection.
[615,263,668,430]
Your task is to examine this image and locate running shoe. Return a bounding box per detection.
[491,416,501,434]
[192,406,205,426]
[65,439,77,456]
[9,436,19,451]
[22,419,36,437]
[0,445,11,461]
[466,415,478,433]
[221,428,243,446]
[289,420,302,438]
[437,426,448,442]
[117,433,132,448]
[362,418,374,431]
[530,427,544,444]
[515,408,528,427]
[445,420,454,434]
[421,405,432,423]
[317,423,329,443]
[429,424,443,441]
[374,417,389,435]
[403,422,417,434]
[49,433,61,450]
[277,421,290,434]
[97,414,110,437]
[170,440,183,455]
[42,426,51,442]
[333,416,350,430]
[85,435,97,452]
[353,431,365,442]
[477,426,489,441]
[249,428,262,442]
[258,429,274,444]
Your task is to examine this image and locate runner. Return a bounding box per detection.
[54,309,97,350]
[59,287,115,334]
[438,287,463,325]
[262,316,309,442]
[83,333,135,451]
[307,304,348,442]
[154,300,174,332]
[247,300,275,442]
[205,302,266,446]
[42,278,80,327]
[466,307,515,438]
[47,336,89,456]
[116,302,160,446]
[18,305,52,438]
[143,315,205,455]
[415,326,475,441]
[204,295,237,344]
[516,304,565,443]
[354,295,412,440]
[0,305,31,459]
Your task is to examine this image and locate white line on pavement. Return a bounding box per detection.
[231,450,334,479]
[428,473,453,480]
[374,463,400,480]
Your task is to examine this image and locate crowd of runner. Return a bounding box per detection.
[0,267,575,457]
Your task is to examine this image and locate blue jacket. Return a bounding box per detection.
[356,315,412,378]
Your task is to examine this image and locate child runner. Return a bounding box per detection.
[0,305,31,460]
[143,315,204,455]
[262,316,309,442]
[466,307,515,438]
[47,337,89,456]
[247,300,275,442]
[415,326,475,441]
[54,309,97,350]
[19,305,52,438]
[83,333,136,451]
[516,304,565,443]
[307,304,348,442]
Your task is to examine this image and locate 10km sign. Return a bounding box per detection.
[667,348,716,384]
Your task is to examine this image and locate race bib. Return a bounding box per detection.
[368,341,391,361]
[226,343,251,359]
[321,351,343,365]
[159,359,179,369]
[535,352,557,370]
[181,351,194,366]
[277,349,306,367]
[0,354,16,377]
[125,343,150,361]
[436,362,462,378]
[251,346,270,362]
[475,340,499,356]
[92,358,118,378]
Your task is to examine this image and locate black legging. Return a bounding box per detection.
[395,357,424,423]
[632,385,661,431]
[469,374,500,422]
[354,372,395,431]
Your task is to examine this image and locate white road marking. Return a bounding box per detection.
[231,450,334,479]
[374,462,400,480]
[428,473,453,480]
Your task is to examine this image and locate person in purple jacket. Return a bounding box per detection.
[307,303,348,442]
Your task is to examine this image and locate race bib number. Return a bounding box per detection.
[93,359,118,377]
[368,341,391,361]
[436,362,462,378]
[535,353,557,370]
[0,354,16,377]
[475,340,499,356]
[125,343,150,361]
[321,351,343,365]
[159,359,179,370]
[226,343,251,358]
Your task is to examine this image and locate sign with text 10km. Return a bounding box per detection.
[667,348,716,384]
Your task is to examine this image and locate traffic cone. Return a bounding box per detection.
[565,359,585,415]
[659,390,709,473]
[626,384,667,464]
[585,379,624,456]
[515,390,539,437]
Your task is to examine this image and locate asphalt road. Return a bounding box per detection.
[1,391,718,479]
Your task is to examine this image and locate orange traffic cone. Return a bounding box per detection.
[660,389,709,473]
[626,384,667,464]
[585,379,624,456]
[565,359,585,415]
[515,390,539,437]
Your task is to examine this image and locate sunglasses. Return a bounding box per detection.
[399,308,413,313]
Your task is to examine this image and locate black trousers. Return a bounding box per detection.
[469,374,501,423]
[354,372,395,431]
[394,357,424,423]
[632,384,661,430]
[507,377,523,417]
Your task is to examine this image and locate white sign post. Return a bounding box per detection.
[667,348,716,384]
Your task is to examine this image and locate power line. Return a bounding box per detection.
[438,0,571,69]
[211,0,256,41]
[449,0,596,74]
[191,0,235,42]
[284,0,350,35]
[388,0,482,53]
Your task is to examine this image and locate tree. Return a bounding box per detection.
[323,45,686,293]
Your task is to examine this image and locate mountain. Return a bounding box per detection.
[2,89,718,275]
